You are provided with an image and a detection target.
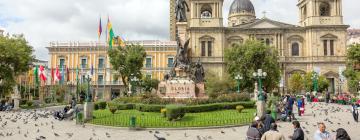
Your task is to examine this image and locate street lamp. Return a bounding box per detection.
[235,74,243,93]
[253,69,267,101]
[130,74,139,95]
[311,72,318,95]
[85,72,92,102]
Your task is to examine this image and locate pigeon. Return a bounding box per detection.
[105,132,111,138]
[40,136,46,139]
[66,133,74,138]
[93,133,96,136]
[54,132,60,137]
[232,128,236,132]
[24,134,27,137]
[149,131,153,133]
[37,129,40,133]
[221,131,225,134]
[184,133,188,137]
[155,131,160,134]
[154,134,166,140]
[197,135,202,140]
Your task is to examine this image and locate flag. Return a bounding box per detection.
[67,67,70,81]
[61,65,65,84]
[33,65,39,87]
[39,65,47,82]
[117,36,126,47]
[55,66,61,82]
[98,17,102,39]
[51,67,54,84]
[107,16,115,49]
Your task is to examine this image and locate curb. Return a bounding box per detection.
[84,123,249,131]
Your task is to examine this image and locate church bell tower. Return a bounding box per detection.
[188,0,224,27]
[298,0,344,27]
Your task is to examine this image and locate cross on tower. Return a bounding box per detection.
[262,11,267,18]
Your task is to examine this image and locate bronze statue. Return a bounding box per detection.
[173,32,190,70]
[193,59,205,83]
[175,0,189,22]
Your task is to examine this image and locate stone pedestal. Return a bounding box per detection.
[12,96,20,111]
[84,102,94,121]
[176,22,188,44]
[256,100,265,118]
[195,83,206,98]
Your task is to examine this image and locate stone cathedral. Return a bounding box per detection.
[170,0,349,94]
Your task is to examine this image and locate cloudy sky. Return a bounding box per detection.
[0,0,359,60]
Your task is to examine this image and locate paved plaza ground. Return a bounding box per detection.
[0,102,359,140]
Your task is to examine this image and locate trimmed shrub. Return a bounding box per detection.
[135,104,165,112]
[116,103,135,110]
[94,101,107,110]
[166,105,185,121]
[183,101,255,113]
[236,105,244,113]
[107,102,118,114]
[26,101,33,107]
[160,108,167,118]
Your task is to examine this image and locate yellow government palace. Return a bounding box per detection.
[47,0,349,100]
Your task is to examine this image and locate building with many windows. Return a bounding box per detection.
[170,0,349,94]
[46,40,177,100]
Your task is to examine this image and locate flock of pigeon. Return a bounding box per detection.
[0,102,357,140]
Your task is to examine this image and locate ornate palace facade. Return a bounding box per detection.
[171,0,349,94]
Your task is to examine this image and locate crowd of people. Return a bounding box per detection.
[0,100,13,111]
[245,93,357,140]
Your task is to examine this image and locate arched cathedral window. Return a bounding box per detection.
[291,42,300,56]
[200,4,212,18]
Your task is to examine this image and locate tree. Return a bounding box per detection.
[288,72,304,94]
[141,77,160,93]
[108,44,146,88]
[303,72,329,93]
[205,71,235,98]
[344,44,360,93]
[224,40,281,93]
[0,34,33,97]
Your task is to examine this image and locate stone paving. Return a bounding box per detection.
[0,102,359,140]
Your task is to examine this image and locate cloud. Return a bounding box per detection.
[0,0,359,60]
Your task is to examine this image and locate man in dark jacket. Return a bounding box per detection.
[246,121,261,140]
[262,110,275,132]
[289,121,304,140]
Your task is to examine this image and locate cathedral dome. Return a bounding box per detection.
[228,0,256,26]
[229,0,255,15]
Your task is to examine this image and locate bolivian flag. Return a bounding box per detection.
[107,17,115,50]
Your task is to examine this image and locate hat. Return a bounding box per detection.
[254,116,260,121]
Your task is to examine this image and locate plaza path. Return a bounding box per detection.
[0,102,359,140]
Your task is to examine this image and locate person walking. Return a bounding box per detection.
[261,123,285,140]
[351,103,359,122]
[297,98,303,116]
[313,122,331,140]
[289,121,304,140]
[246,121,261,140]
[335,128,351,140]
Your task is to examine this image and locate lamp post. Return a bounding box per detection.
[253,69,267,118]
[130,74,139,95]
[311,72,318,96]
[253,69,267,101]
[235,74,243,93]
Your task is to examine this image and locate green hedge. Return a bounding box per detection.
[182,102,255,113]
[135,104,165,112]
[166,105,185,121]
[94,101,107,110]
[116,103,135,110]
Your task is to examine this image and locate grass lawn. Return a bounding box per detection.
[90,109,255,128]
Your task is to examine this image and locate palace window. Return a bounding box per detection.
[167,57,174,67]
[323,40,335,56]
[98,58,104,69]
[98,75,104,84]
[291,42,300,56]
[81,58,87,69]
[59,58,65,69]
[330,40,334,56]
[200,36,215,57]
[323,40,328,55]
[319,2,330,16]
[145,57,152,68]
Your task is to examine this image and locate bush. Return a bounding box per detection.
[20,99,28,105]
[26,101,33,107]
[160,108,167,118]
[107,102,118,114]
[135,104,165,112]
[116,103,135,110]
[183,101,255,113]
[94,101,107,110]
[44,97,52,104]
[166,105,185,121]
[236,105,244,113]
[215,93,250,102]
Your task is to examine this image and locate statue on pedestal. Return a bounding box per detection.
[173,32,190,70]
[192,59,205,83]
[175,0,189,22]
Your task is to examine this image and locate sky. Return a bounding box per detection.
[0,0,359,60]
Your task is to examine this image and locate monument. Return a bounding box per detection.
[157,0,206,98]
[11,85,21,110]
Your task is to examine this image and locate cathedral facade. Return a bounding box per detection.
[171,0,349,94]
